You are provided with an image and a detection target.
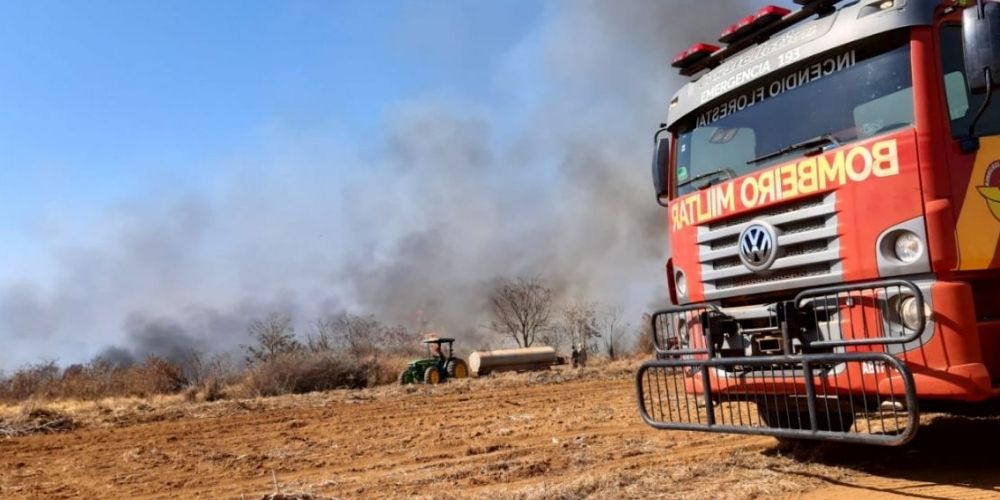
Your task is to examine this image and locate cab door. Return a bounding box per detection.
[938,23,1000,271]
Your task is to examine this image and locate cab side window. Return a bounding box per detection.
[940,25,1000,137]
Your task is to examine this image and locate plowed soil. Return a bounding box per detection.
[2,363,999,499]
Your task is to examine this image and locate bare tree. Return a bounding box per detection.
[598,304,628,360]
[634,312,654,356]
[337,314,383,356]
[560,301,600,365]
[243,313,300,364]
[381,323,422,356]
[487,276,554,348]
[538,327,571,354]
[179,349,236,386]
[308,312,419,357]
[306,316,337,353]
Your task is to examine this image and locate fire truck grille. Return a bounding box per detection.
[697,193,841,300]
[714,263,833,290]
[710,235,740,251]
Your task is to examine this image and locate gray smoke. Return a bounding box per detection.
[0,0,757,368]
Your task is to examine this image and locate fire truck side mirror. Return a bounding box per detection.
[652,128,671,207]
[963,1,1000,95]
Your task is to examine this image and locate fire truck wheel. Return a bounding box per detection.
[758,407,855,433]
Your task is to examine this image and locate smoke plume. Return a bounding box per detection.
[0,1,754,368]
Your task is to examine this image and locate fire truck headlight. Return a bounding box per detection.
[893,231,924,263]
[675,270,688,298]
[899,296,922,331]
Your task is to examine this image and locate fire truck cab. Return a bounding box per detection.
[639,0,1000,445]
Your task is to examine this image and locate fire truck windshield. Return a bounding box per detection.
[675,32,912,196]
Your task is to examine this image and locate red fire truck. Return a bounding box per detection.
[640,0,1000,445]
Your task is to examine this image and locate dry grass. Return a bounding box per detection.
[0,402,77,438]
[0,359,628,433]
[3,360,892,499]
[0,352,627,441]
[7,355,999,499]
[0,348,414,410]
[0,393,189,431]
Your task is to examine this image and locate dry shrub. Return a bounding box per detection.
[243,352,370,397]
[183,377,228,403]
[366,354,411,386]
[54,356,186,399]
[132,356,188,395]
[180,351,239,402]
[0,356,188,404]
[633,312,654,356]
[198,377,227,402]
[235,311,422,397]
[0,361,60,401]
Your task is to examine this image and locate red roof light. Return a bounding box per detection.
[671,43,720,68]
[719,5,791,44]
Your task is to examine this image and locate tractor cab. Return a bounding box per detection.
[424,337,454,362]
[398,337,470,385]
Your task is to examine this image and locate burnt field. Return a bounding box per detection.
[2,362,999,499]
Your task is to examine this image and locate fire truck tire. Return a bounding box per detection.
[758,407,855,433]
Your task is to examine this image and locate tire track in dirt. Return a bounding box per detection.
[3,368,999,499]
[0,373,776,498]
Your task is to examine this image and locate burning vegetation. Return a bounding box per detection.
[0,275,648,408]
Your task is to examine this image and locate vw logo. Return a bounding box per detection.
[738,222,779,272]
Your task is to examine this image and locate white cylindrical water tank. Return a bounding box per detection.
[468,346,557,375]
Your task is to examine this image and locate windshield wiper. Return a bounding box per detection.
[677,168,736,189]
[747,133,841,165]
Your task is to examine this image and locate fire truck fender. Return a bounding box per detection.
[882,363,993,401]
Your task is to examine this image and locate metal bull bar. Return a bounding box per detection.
[637,353,918,445]
[650,303,719,357]
[639,280,925,445]
[794,279,926,348]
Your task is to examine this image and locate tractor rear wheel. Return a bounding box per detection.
[424,367,442,385]
[447,359,469,379]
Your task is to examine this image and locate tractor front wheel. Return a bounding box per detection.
[447,359,469,379]
[398,370,412,385]
[424,367,442,385]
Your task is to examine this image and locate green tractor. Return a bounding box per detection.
[398,338,470,385]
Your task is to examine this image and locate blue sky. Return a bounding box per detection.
[0,0,764,367]
[0,0,543,281]
[0,0,571,366]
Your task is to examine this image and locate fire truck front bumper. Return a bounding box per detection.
[637,279,926,445]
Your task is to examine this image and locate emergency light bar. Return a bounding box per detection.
[672,43,721,69]
[718,5,791,44]
[678,0,845,77]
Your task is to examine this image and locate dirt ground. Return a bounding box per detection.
[2,362,1000,499]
